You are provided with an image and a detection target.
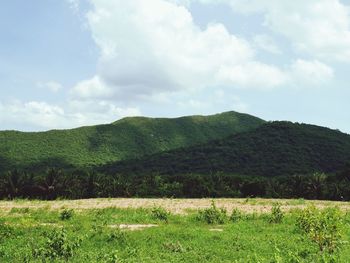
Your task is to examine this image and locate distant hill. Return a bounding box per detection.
[100,121,350,177]
[0,111,265,173]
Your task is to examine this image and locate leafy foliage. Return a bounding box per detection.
[60,209,74,221]
[269,203,284,224]
[151,207,170,222]
[296,206,343,253]
[230,208,243,222]
[196,201,227,224]
[32,229,81,260]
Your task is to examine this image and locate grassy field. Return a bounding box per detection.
[0,198,349,262]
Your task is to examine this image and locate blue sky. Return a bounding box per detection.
[0,0,349,133]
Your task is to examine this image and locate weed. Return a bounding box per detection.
[151,207,169,222]
[269,203,284,224]
[230,208,243,222]
[32,228,81,260]
[197,201,227,224]
[59,209,74,221]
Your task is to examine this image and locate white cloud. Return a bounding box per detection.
[63,0,336,130]
[177,90,249,114]
[253,34,281,54]
[71,75,113,99]
[72,0,311,102]
[0,100,141,131]
[67,0,80,12]
[289,59,334,86]
[191,0,350,62]
[37,81,63,93]
[216,62,287,89]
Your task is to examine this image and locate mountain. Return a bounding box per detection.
[0,111,265,173]
[100,121,350,177]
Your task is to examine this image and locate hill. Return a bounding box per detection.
[0,111,265,173]
[100,121,350,177]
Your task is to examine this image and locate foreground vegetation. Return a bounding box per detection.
[0,199,349,262]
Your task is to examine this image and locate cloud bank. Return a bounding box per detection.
[71,0,334,102]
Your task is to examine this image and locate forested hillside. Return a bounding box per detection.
[100,121,350,177]
[0,111,264,173]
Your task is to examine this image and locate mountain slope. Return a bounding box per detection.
[0,111,265,172]
[100,121,350,177]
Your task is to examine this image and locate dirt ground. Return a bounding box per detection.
[0,198,349,214]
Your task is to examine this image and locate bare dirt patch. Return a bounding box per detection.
[109,224,158,231]
[0,198,349,214]
[209,228,223,232]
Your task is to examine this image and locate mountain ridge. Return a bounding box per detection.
[0,111,265,173]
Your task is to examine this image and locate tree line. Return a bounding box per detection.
[0,166,350,200]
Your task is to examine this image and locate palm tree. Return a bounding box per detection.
[307,172,327,199]
[4,170,24,199]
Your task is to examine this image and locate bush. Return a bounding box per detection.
[59,209,74,221]
[197,201,227,224]
[269,203,284,224]
[151,207,169,222]
[296,206,343,253]
[33,229,81,260]
[230,208,243,222]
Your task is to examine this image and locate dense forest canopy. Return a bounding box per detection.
[0,111,264,173]
[100,121,350,177]
[1,112,350,200]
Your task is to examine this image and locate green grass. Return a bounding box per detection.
[0,204,349,262]
[0,111,264,172]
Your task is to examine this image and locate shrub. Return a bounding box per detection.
[33,229,81,260]
[59,209,74,221]
[197,201,227,224]
[296,206,343,253]
[151,207,169,222]
[230,208,243,222]
[269,203,284,224]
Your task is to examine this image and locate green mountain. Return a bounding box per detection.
[0,111,265,173]
[100,121,350,177]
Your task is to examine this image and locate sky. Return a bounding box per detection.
[0,0,350,133]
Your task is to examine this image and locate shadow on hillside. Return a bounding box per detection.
[87,123,154,159]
